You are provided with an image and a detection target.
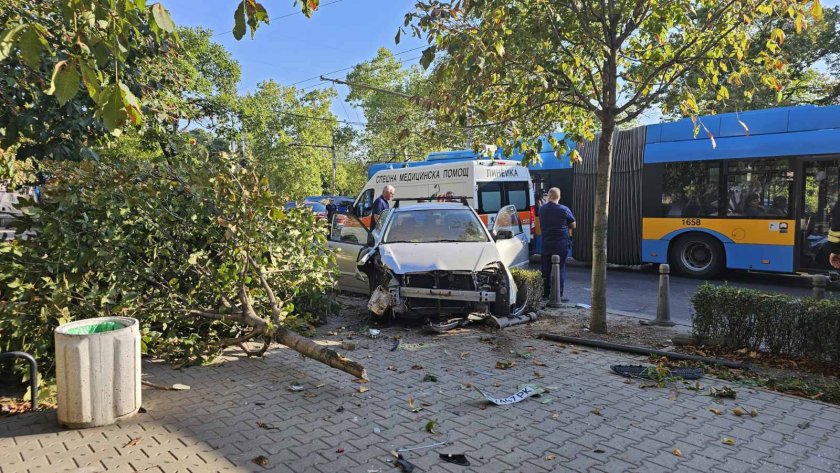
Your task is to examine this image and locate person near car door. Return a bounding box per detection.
[829,201,840,268]
[539,187,576,302]
[372,185,395,226]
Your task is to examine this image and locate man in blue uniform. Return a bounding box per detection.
[539,187,576,302]
[371,185,395,226]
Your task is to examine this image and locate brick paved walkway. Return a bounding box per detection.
[2,315,839,472]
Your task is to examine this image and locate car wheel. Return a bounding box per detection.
[669,233,724,278]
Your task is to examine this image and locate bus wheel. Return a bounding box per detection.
[670,233,724,278]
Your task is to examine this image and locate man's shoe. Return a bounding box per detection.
[560,297,570,303]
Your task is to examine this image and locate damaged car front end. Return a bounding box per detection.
[348,202,529,328]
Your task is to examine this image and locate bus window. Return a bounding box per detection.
[725,159,793,218]
[661,162,720,217]
[506,181,529,211]
[800,161,840,270]
[478,183,502,214]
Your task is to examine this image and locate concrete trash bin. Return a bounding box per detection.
[54,317,141,428]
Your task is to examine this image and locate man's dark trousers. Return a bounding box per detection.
[541,239,569,298]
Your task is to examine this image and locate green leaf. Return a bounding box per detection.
[18,26,44,69]
[79,60,101,98]
[494,41,505,57]
[150,3,176,34]
[119,83,143,125]
[0,24,26,62]
[420,46,436,69]
[47,60,80,106]
[233,2,246,40]
[95,83,128,132]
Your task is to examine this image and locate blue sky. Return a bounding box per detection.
[167,0,840,126]
[166,0,424,124]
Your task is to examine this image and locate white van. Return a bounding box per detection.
[352,159,536,238]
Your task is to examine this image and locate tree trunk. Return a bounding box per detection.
[589,117,615,334]
[274,327,368,380]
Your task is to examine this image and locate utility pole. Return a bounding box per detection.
[330,132,337,195]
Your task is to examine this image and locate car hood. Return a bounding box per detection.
[378,242,502,273]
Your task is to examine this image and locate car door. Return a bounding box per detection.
[491,205,529,268]
[327,212,370,294]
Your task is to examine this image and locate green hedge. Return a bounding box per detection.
[511,268,543,313]
[691,283,840,363]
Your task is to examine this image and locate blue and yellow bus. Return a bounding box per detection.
[368,104,840,277]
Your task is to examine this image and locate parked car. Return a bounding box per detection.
[284,201,329,221]
[327,199,530,329]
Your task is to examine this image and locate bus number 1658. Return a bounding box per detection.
[682,218,702,226]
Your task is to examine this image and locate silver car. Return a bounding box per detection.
[327,199,530,326]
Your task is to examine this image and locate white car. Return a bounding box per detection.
[327,199,530,326]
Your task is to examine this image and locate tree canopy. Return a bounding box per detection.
[404,0,823,333]
[345,48,465,162]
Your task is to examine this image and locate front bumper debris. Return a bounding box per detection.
[398,287,496,302]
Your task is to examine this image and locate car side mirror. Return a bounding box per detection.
[367,233,375,246]
[494,229,514,240]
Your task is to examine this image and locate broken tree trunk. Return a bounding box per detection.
[274,327,368,380]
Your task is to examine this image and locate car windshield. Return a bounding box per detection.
[383,209,488,243]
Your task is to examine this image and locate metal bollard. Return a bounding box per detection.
[0,351,38,409]
[548,255,563,308]
[642,264,675,326]
[812,274,828,300]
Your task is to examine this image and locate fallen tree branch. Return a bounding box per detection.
[274,327,368,380]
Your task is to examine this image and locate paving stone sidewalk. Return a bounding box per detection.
[1,318,839,473]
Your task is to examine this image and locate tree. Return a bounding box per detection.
[404,0,823,333]
[345,48,465,161]
[238,81,339,199]
[0,0,177,164]
[0,0,318,160]
[0,150,365,382]
[661,5,840,114]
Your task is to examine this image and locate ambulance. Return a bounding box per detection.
[351,159,536,244]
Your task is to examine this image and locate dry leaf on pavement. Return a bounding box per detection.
[709,408,722,415]
[252,455,269,467]
[590,408,602,417]
[459,352,470,359]
[722,437,736,445]
[533,359,547,367]
[732,408,745,416]
[544,454,557,461]
[358,386,369,393]
[495,360,516,369]
[123,437,142,447]
[750,409,759,417]
[672,448,682,457]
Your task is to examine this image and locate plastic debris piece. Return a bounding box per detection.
[576,303,591,309]
[475,384,543,406]
[439,453,470,466]
[369,329,381,338]
[288,384,304,392]
[391,339,401,351]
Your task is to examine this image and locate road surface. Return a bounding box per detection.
[536,264,824,326]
